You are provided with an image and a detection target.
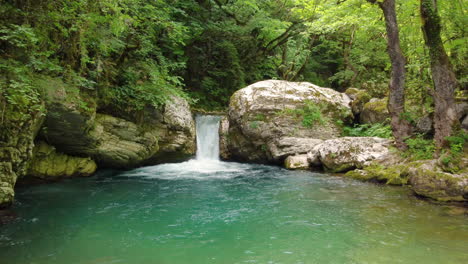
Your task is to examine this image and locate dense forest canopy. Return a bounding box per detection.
[0,0,466,122]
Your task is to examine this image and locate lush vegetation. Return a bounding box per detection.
[1,0,466,151]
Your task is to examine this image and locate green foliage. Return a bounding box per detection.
[342,123,392,138]
[1,0,190,114]
[0,59,45,127]
[279,100,325,128]
[249,121,259,129]
[0,0,465,116]
[404,134,435,160]
[440,131,468,173]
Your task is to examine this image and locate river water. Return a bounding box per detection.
[0,116,467,263]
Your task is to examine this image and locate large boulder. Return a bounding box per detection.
[308,137,396,172]
[26,141,96,180]
[360,98,390,124]
[89,114,160,167]
[225,80,353,163]
[408,160,468,202]
[144,96,196,164]
[40,82,195,168]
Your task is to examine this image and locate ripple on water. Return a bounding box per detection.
[1,160,467,264]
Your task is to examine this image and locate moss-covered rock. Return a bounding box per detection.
[345,88,371,116]
[226,80,353,163]
[40,83,195,168]
[0,89,45,208]
[345,164,409,185]
[26,141,96,180]
[360,98,390,124]
[408,160,468,202]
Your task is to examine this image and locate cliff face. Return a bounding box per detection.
[0,79,196,208]
[0,93,45,208]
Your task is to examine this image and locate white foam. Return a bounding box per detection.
[119,160,256,180]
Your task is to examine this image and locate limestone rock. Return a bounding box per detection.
[219,116,230,160]
[41,90,195,167]
[408,160,468,202]
[27,141,96,179]
[0,98,44,207]
[309,137,395,172]
[285,155,310,170]
[268,137,323,161]
[90,114,159,167]
[142,96,196,164]
[345,88,371,115]
[360,98,390,124]
[226,80,353,163]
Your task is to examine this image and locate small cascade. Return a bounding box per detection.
[195,115,221,160]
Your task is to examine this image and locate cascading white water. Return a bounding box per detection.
[195,115,221,160]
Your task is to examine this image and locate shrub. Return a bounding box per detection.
[403,134,435,160]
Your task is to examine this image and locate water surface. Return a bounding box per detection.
[1,160,467,264]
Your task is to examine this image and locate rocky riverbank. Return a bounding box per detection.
[0,78,196,208]
[1,79,466,208]
[221,80,467,203]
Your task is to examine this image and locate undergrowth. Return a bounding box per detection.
[342,123,392,138]
[403,133,435,160]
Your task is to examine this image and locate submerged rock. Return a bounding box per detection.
[225,80,353,163]
[408,160,468,202]
[26,141,96,179]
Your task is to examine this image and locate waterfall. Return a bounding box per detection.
[195,115,221,160]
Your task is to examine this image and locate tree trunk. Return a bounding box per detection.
[420,0,459,153]
[374,0,412,150]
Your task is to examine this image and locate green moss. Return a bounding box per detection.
[364,99,387,113]
[345,88,360,96]
[345,164,409,185]
[355,90,372,103]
